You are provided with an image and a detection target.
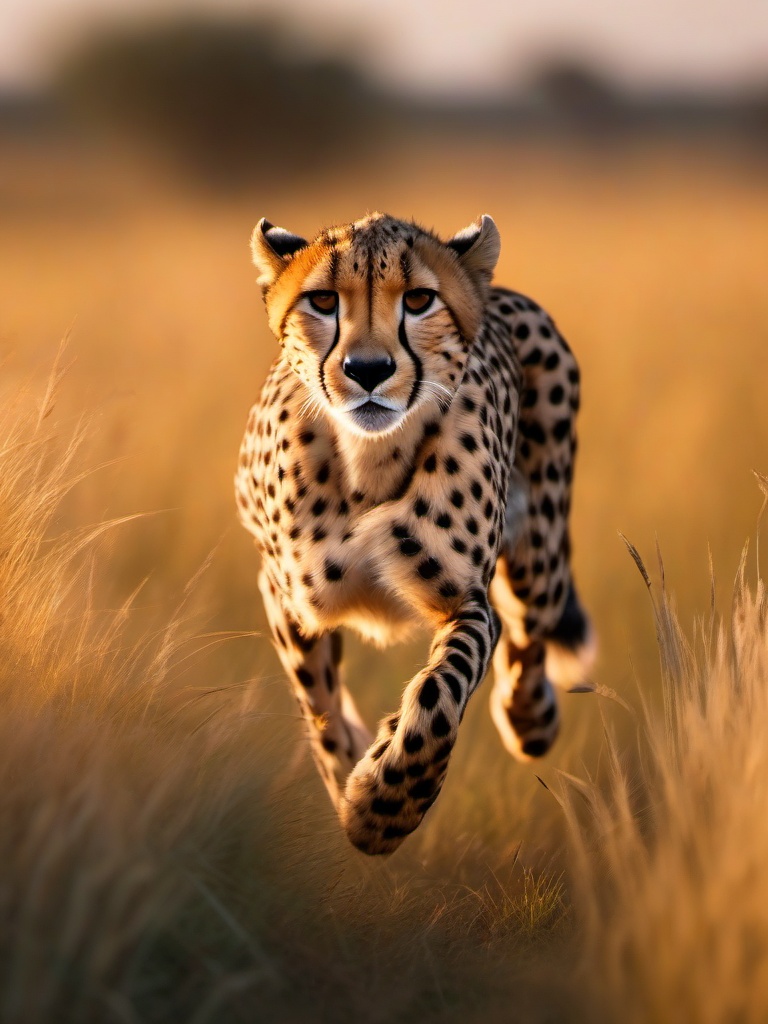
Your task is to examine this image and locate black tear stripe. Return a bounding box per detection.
[318,312,341,403]
[398,317,423,409]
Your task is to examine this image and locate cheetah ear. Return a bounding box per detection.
[446,214,500,287]
[250,218,308,288]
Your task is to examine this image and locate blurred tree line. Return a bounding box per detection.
[54,18,395,187]
[9,15,763,189]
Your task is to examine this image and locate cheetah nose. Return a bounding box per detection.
[342,355,396,393]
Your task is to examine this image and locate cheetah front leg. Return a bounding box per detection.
[259,571,371,808]
[341,590,499,855]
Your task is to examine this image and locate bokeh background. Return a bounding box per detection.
[1,2,768,1019]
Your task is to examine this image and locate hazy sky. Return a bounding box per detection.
[3,0,768,95]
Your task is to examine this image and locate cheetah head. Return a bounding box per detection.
[250,212,500,437]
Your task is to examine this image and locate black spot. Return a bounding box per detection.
[324,561,344,581]
[432,710,451,737]
[439,580,459,599]
[288,621,315,652]
[540,324,552,338]
[414,497,430,517]
[436,512,452,528]
[312,498,327,516]
[553,418,570,441]
[400,537,422,556]
[433,739,454,762]
[383,767,405,786]
[445,456,460,475]
[392,523,409,538]
[484,500,493,519]
[463,397,476,412]
[299,431,315,445]
[371,740,391,760]
[514,323,530,340]
[541,495,555,521]
[460,433,477,452]
[406,761,427,778]
[522,347,542,366]
[296,669,314,688]
[278,409,289,422]
[352,490,365,503]
[549,385,565,405]
[499,302,513,315]
[316,463,330,483]
[404,731,424,754]
[519,421,546,444]
[546,464,560,483]
[409,777,437,799]
[447,652,472,680]
[419,675,440,709]
[424,420,440,436]
[452,538,467,554]
[471,481,483,500]
[372,797,405,817]
[424,454,437,473]
[339,499,349,515]
[466,518,479,535]
[522,738,549,758]
[312,527,327,542]
[544,352,560,371]
[321,736,337,753]
[471,546,484,566]
[418,557,442,580]
[450,490,464,509]
[522,389,537,408]
[553,580,564,603]
[443,672,463,703]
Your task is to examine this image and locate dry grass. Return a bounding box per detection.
[560,532,768,1024]
[1,136,768,1020]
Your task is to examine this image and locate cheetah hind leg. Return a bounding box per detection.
[489,633,561,761]
[543,581,597,691]
[489,579,595,762]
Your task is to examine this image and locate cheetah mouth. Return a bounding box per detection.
[348,401,402,434]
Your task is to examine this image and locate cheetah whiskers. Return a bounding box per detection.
[421,379,454,412]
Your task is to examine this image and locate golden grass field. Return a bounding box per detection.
[1,134,768,1021]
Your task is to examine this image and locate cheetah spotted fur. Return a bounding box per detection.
[235,212,594,855]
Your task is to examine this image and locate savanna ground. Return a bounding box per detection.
[1,132,768,1022]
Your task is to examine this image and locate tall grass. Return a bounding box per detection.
[564,513,768,1024]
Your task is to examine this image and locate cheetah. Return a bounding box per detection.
[235,212,594,855]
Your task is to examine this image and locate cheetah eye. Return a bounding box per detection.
[307,291,338,314]
[403,289,436,315]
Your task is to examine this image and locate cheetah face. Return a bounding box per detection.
[250,213,501,437]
